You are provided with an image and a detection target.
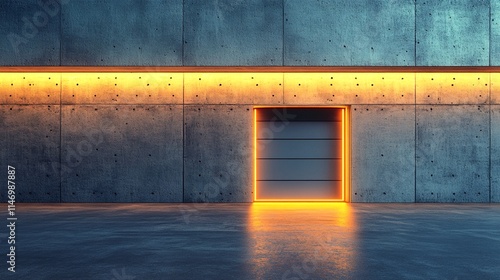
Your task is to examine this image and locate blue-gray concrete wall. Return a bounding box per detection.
[1,0,499,66]
[2,0,500,203]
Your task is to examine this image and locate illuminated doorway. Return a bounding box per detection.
[254,107,350,201]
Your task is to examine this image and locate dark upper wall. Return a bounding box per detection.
[0,0,496,66]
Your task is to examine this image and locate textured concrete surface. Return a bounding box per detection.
[416,0,489,66]
[61,105,183,202]
[0,0,60,65]
[2,71,498,203]
[184,105,253,202]
[0,1,498,66]
[184,73,283,104]
[416,105,489,202]
[0,106,60,202]
[61,0,182,65]
[490,73,500,104]
[183,0,283,66]
[284,0,414,66]
[416,73,489,104]
[0,73,61,105]
[0,203,499,279]
[490,0,500,66]
[61,73,183,105]
[2,0,500,205]
[492,106,500,202]
[351,106,415,202]
[284,73,414,105]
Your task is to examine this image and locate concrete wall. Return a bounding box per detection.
[1,0,499,203]
[1,0,500,66]
[1,72,498,203]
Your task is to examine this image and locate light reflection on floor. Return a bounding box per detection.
[247,203,357,279]
[1,203,500,279]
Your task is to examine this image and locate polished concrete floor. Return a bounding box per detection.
[0,203,499,280]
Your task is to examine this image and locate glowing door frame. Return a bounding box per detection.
[253,106,350,202]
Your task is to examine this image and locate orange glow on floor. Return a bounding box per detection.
[247,202,358,278]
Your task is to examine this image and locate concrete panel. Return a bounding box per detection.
[62,73,183,104]
[416,105,489,202]
[0,0,60,65]
[490,73,500,104]
[284,73,414,105]
[0,73,60,104]
[184,105,253,202]
[183,0,283,66]
[491,106,500,202]
[416,73,489,104]
[351,105,415,202]
[184,73,283,104]
[61,105,183,202]
[416,0,489,66]
[284,0,414,66]
[61,0,182,65]
[490,0,500,66]
[0,105,60,202]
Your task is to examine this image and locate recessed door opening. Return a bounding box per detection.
[254,107,350,202]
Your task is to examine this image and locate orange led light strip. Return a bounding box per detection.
[254,108,258,202]
[342,108,345,202]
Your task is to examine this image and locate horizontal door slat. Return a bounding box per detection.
[257,122,342,140]
[257,139,342,159]
[257,159,341,181]
[257,181,342,200]
[256,108,342,122]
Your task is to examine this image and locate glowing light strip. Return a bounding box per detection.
[342,108,345,202]
[255,199,344,202]
[345,108,350,202]
[254,108,258,202]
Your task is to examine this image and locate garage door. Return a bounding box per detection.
[254,107,347,201]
